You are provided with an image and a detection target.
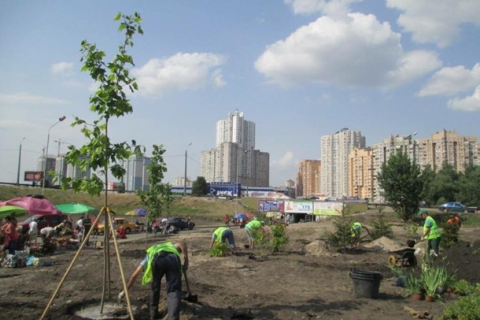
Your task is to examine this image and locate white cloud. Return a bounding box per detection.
[418,63,480,97]
[285,0,363,17]
[132,52,227,97]
[386,0,480,48]
[255,13,441,88]
[51,62,74,75]
[272,151,295,169]
[448,86,480,112]
[0,93,68,105]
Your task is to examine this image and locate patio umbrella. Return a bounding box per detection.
[0,205,28,219]
[0,194,60,215]
[124,210,136,216]
[55,203,98,215]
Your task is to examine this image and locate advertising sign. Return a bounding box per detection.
[248,191,278,198]
[258,200,284,212]
[284,200,313,214]
[209,183,240,197]
[108,182,125,192]
[24,171,43,181]
[313,202,344,216]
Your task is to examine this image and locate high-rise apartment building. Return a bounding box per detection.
[173,177,192,187]
[417,130,479,172]
[216,110,255,150]
[321,128,365,198]
[295,160,321,198]
[348,148,374,200]
[201,111,269,187]
[124,154,151,192]
[37,156,56,186]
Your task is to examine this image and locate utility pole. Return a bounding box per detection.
[183,142,192,196]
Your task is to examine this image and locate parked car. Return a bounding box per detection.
[438,202,476,213]
[166,217,195,230]
[97,218,136,234]
[19,214,68,233]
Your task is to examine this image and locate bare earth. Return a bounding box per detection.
[1,214,479,320]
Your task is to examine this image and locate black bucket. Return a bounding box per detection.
[349,269,383,299]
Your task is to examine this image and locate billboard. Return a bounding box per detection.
[258,200,284,212]
[313,202,344,216]
[209,183,240,197]
[108,182,125,192]
[24,171,44,182]
[284,200,313,214]
[248,191,278,198]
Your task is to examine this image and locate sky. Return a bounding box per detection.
[0,0,479,188]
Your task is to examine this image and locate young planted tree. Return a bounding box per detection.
[192,176,208,196]
[136,144,173,232]
[50,12,144,317]
[377,150,423,221]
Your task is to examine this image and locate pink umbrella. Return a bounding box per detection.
[0,195,61,215]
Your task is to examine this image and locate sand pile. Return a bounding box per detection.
[363,236,403,252]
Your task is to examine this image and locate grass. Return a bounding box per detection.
[462,214,480,228]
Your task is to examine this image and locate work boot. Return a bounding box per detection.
[149,306,160,320]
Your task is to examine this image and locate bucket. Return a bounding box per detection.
[349,269,383,299]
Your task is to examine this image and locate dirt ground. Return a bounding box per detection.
[1,213,479,320]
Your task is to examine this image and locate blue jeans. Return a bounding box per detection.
[221,229,236,248]
[151,252,182,320]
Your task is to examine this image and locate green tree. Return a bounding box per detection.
[430,163,459,204]
[58,12,143,310]
[192,176,208,196]
[420,164,436,205]
[136,145,173,220]
[377,150,423,221]
[457,165,480,206]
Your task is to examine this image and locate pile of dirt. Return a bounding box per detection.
[444,240,480,284]
[363,236,403,252]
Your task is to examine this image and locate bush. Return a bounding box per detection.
[324,215,356,252]
[453,279,476,296]
[371,211,394,239]
[209,242,230,257]
[403,221,419,239]
[440,294,480,320]
[270,223,289,253]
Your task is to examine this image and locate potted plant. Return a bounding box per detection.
[421,267,442,302]
[404,271,423,300]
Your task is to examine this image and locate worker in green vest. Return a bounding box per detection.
[210,227,237,251]
[418,209,441,257]
[118,241,189,320]
[245,219,265,249]
[351,222,363,247]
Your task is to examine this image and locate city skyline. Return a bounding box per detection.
[1,1,479,187]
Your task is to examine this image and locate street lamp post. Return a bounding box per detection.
[243,150,249,197]
[42,116,66,194]
[235,150,240,214]
[183,142,192,196]
[17,137,26,186]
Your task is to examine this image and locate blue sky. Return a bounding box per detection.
[1,0,479,187]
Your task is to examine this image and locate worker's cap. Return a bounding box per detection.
[417,209,428,216]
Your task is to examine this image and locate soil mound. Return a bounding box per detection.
[363,236,403,252]
[444,240,480,284]
[304,240,329,256]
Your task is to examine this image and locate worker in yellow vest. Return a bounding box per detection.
[210,227,237,250]
[418,209,441,257]
[245,220,265,249]
[119,241,189,320]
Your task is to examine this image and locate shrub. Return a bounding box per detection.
[323,216,355,252]
[270,223,289,253]
[371,212,394,239]
[440,294,480,320]
[209,242,230,257]
[403,221,419,238]
[453,279,476,296]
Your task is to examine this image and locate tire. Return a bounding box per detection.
[125,228,131,234]
[188,223,194,230]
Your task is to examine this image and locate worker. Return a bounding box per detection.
[351,222,362,247]
[445,214,461,242]
[224,214,230,227]
[119,241,188,320]
[244,220,265,249]
[418,209,441,257]
[210,227,236,251]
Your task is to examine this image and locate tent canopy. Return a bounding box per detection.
[125,208,147,217]
[0,195,60,215]
[55,203,98,215]
[0,205,28,219]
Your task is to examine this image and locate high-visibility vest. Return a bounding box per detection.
[424,216,441,240]
[246,220,261,230]
[142,242,180,285]
[213,227,228,243]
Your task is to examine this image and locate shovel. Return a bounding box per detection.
[183,270,198,303]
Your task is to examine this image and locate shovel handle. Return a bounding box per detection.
[183,270,191,294]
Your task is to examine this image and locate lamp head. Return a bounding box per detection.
[59,116,66,122]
